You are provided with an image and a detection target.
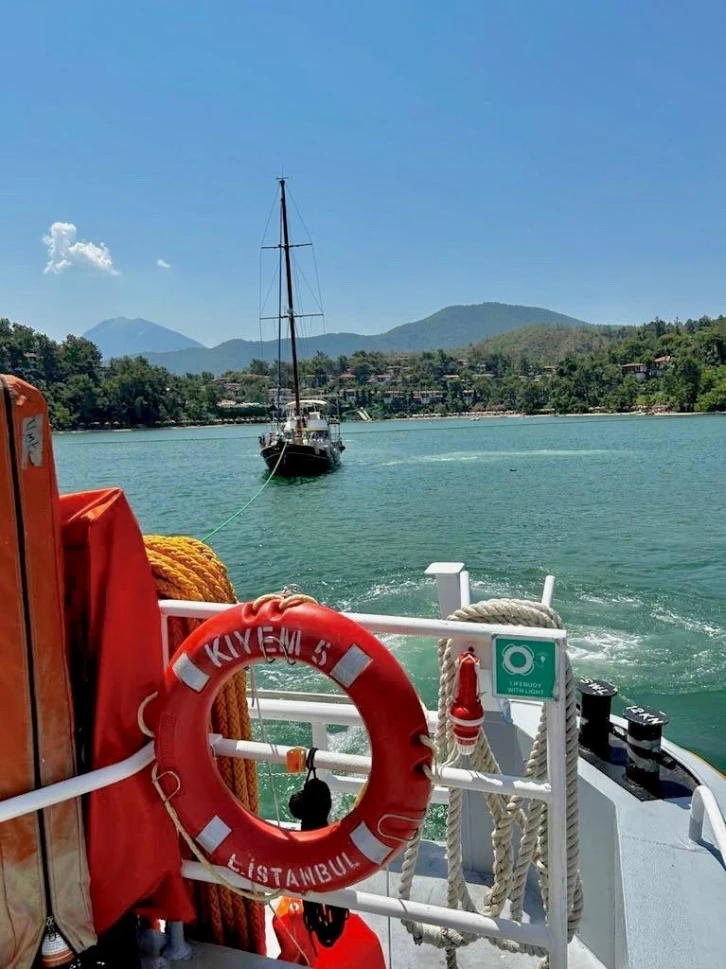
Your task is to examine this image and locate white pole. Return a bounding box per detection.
[158,599,567,642]
[459,570,472,608]
[346,613,567,641]
[689,785,726,862]
[245,697,440,737]
[545,638,570,969]
[0,743,154,824]
[542,575,556,608]
[310,721,330,781]
[212,737,552,802]
[182,861,550,950]
[163,921,192,961]
[324,771,450,805]
[425,562,465,619]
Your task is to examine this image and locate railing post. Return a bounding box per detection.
[425,562,465,619]
[311,721,330,782]
[163,921,192,960]
[545,637,570,969]
[542,575,556,608]
[689,785,726,864]
[689,787,705,843]
[460,570,472,607]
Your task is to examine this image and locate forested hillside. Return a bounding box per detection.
[0,319,220,428]
[1,314,724,429]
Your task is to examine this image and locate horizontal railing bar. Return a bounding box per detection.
[248,696,512,733]
[325,772,450,805]
[158,600,566,642]
[0,743,155,824]
[213,738,552,801]
[249,696,438,730]
[253,688,354,705]
[182,860,551,949]
[0,698,542,823]
[345,611,566,642]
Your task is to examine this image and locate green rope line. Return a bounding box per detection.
[201,443,288,543]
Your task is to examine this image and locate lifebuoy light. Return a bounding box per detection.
[154,597,433,893]
[449,650,484,754]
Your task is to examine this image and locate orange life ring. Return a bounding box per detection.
[154,597,433,893]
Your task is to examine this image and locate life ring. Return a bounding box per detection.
[154,597,433,893]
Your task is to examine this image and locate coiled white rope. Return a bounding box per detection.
[398,599,584,969]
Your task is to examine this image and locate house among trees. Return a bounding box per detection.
[621,363,649,381]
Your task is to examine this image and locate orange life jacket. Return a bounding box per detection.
[0,375,95,968]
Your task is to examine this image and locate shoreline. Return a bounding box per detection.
[382,409,722,421]
[53,409,725,434]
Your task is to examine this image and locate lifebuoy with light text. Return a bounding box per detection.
[154,598,433,893]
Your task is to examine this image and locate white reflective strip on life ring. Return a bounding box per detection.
[350,821,390,865]
[197,815,232,853]
[172,652,211,693]
[329,644,372,689]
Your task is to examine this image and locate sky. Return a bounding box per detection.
[1,1,725,347]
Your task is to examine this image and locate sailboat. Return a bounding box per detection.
[259,178,345,476]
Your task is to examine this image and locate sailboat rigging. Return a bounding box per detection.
[259,178,344,476]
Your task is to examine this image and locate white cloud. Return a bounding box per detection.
[43,221,119,275]
[156,258,171,269]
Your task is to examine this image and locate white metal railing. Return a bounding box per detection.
[158,562,572,968]
[689,785,726,865]
[212,736,553,801]
[0,744,155,824]
[183,859,550,949]
[0,562,572,968]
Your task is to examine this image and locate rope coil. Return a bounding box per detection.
[398,598,583,969]
[143,535,267,954]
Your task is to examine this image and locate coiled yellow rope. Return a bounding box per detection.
[143,534,265,955]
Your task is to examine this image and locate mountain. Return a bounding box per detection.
[363,303,589,352]
[83,317,205,358]
[473,323,628,365]
[142,302,589,375]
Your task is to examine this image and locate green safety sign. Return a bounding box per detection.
[492,636,558,701]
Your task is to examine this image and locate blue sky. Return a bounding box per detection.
[1,1,725,346]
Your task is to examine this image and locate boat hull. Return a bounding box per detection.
[261,441,340,477]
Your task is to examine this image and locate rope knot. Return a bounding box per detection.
[249,592,318,615]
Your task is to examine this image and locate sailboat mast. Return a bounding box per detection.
[279,178,301,420]
[276,207,283,417]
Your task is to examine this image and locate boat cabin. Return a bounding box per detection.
[283,398,331,433]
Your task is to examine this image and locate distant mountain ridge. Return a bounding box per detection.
[83,317,205,358]
[139,302,589,375]
[475,323,627,365]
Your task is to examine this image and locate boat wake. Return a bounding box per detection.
[651,606,726,641]
[382,449,617,467]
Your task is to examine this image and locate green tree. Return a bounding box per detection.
[60,335,102,380]
[695,373,726,412]
[248,358,270,376]
[61,374,105,426]
[517,380,547,414]
[664,356,702,411]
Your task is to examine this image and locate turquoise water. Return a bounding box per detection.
[53,416,726,773]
